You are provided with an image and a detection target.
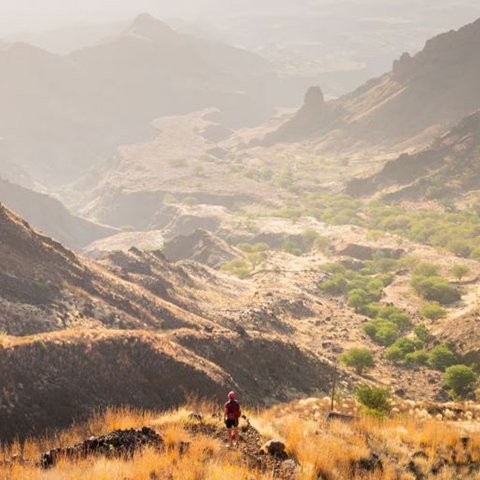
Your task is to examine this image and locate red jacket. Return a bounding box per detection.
[225,400,241,420]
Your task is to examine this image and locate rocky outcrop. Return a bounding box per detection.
[42,427,164,468]
[336,243,404,261]
[162,229,242,268]
[258,85,341,146]
[261,17,480,152]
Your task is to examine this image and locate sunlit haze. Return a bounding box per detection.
[2,1,480,477]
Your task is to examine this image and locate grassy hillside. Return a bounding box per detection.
[3,398,480,479]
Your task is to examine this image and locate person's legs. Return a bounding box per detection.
[226,426,233,447]
[234,426,240,445]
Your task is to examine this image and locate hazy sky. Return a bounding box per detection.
[1,0,480,34]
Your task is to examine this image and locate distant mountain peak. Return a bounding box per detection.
[130,13,174,40]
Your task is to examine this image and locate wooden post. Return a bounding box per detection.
[330,366,337,412]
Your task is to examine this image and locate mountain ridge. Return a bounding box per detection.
[258,16,480,153]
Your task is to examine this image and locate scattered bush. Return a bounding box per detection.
[451,264,470,281]
[355,384,391,417]
[444,365,478,398]
[320,274,349,296]
[367,205,480,260]
[182,196,198,206]
[237,243,254,253]
[420,302,447,321]
[246,252,267,268]
[411,275,460,305]
[340,348,375,375]
[282,239,303,256]
[414,324,433,343]
[237,242,270,254]
[221,259,251,279]
[447,239,473,258]
[364,320,399,347]
[427,344,458,371]
[405,350,429,366]
[314,235,331,253]
[385,337,424,363]
[413,262,439,277]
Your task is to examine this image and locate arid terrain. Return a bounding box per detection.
[2,5,480,479]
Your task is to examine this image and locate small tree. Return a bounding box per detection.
[451,264,470,281]
[355,384,391,417]
[414,324,433,343]
[427,344,457,371]
[405,350,428,366]
[413,262,439,277]
[447,239,473,258]
[444,365,477,398]
[340,348,375,375]
[411,276,460,305]
[420,302,447,321]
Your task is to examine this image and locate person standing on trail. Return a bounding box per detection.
[224,391,241,447]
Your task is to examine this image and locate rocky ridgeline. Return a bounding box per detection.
[42,427,164,468]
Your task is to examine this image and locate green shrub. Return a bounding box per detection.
[319,274,349,296]
[405,350,429,366]
[253,242,270,253]
[322,263,348,275]
[348,291,368,311]
[314,235,331,253]
[237,243,254,253]
[369,257,399,274]
[420,302,447,320]
[377,305,402,320]
[414,324,433,343]
[411,275,460,305]
[447,239,473,258]
[451,264,470,281]
[246,252,267,268]
[444,365,478,398]
[413,262,439,277]
[364,320,399,346]
[282,239,303,256]
[355,384,391,417]
[470,247,480,260]
[301,228,319,249]
[389,313,411,330]
[236,242,270,254]
[182,196,198,206]
[363,302,381,318]
[385,337,423,363]
[221,259,251,279]
[340,348,375,375]
[374,306,411,330]
[427,344,457,371]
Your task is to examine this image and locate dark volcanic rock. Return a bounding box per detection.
[41,427,164,468]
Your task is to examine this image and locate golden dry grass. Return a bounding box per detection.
[3,398,480,480]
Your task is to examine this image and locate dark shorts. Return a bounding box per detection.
[225,419,239,429]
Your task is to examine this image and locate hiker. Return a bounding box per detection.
[224,391,241,447]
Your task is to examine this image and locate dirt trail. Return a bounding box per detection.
[186,415,297,479]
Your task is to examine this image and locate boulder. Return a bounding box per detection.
[264,439,286,456]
